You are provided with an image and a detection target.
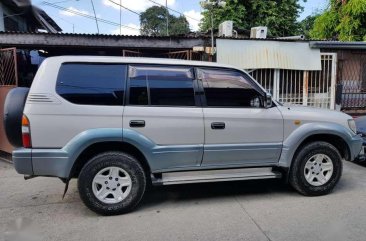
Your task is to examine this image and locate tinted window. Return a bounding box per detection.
[56,64,126,105]
[129,66,195,106]
[199,68,264,107]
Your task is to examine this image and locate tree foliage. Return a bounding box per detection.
[299,14,319,39]
[200,0,305,37]
[140,6,190,36]
[169,16,190,36]
[310,0,366,41]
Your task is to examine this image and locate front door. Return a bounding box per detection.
[198,67,283,167]
[123,65,204,171]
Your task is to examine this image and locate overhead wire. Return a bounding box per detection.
[41,1,140,31]
[106,0,141,16]
[42,0,201,33]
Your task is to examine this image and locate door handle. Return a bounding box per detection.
[129,120,145,128]
[211,122,225,129]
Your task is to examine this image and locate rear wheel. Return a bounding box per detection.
[289,141,343,196]
[78,152,146,215]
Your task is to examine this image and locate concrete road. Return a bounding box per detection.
[1,160,366,241]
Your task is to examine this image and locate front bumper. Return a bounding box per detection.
[355,137,366,162]
[349,134,364,161]
[12,148,71,178]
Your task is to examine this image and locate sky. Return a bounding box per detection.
[33,0,329,35]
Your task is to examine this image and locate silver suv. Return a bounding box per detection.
[4,56,363,215]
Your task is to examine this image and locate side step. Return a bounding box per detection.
[153,167,281,185]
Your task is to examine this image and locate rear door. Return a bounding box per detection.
[123,65,204,171]
[198,67,283,167]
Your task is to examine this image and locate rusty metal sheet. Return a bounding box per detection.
[217,39,321,71]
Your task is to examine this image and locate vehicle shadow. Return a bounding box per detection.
[139,179,292,210]
[354,161,366,167]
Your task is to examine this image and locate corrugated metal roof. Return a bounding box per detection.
[32,7,62,33]
[310,41,366,49]
[217,39,321,71]
[0,31,206,39]
[0,31,325,41]
[0,31,207,49]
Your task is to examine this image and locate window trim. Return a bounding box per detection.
[55,62,127,106]
[126,64,201,108]
[197,67,267,109]
[55,62,272,108]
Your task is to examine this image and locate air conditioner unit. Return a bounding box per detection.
[250,26,267,39]
[219,21,233,37]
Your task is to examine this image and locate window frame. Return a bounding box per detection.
[55,62,270,108]
[197,67,267,109]
[126,64,202,108]
[55,62,128,106]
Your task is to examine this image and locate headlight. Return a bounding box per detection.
[348,119,357,134]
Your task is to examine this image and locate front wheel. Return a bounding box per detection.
[78,152,146,215]
[289,141,343,196]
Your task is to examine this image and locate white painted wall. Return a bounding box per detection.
[217,39,322,71]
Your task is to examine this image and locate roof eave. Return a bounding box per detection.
[32,6,62,33]
[310,41,366,50]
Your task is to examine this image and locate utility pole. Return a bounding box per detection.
[166,0,169,36]
[120,0,122,35]
[210,11,214,55]
[200,0,226,56]
[90,0,99,34]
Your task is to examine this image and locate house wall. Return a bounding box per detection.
[216,39,322,71]
[321,49,366,112]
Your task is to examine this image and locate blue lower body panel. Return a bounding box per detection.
[13,148,70,178]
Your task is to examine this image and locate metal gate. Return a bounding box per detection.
[0,48,18,86]
[163,50,202,61]
[0,48,18,154]
[122,50,142,57]
[249,53,337,109]
[122,49,202,61]
[338,51,366,111]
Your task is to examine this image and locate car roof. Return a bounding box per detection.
[47,56,237,69]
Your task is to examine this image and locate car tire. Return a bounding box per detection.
[289,141,343,196]
[3,87,29,147]
[78,152,146,215]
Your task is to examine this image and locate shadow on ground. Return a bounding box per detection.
[355,160,366,167]
[140,179,292,209]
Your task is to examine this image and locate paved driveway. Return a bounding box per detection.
[1,160,366,241]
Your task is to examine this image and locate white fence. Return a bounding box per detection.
[249,53,337,109]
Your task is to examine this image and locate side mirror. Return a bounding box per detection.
[265,93,272,108]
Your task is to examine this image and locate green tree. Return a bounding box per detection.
[140,6,190,36]
[299,14,319,39]
[310,0,366,41]
[169,16,190,36]
[199,0,247,32]
[200,0,305,37]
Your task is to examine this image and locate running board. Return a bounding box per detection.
[153,167,281,185]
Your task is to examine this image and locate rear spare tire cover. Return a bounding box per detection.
[3,87,29,147]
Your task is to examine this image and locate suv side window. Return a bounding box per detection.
[198,68,264,108]
[56,63,126,106]
[128,65,195,106]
